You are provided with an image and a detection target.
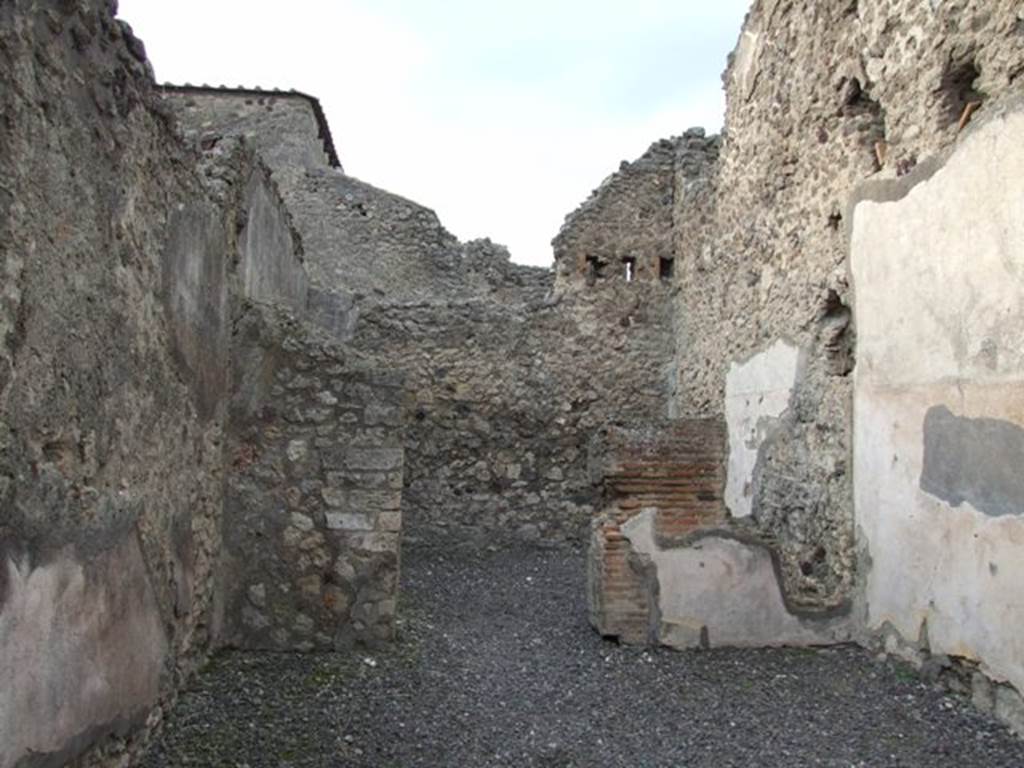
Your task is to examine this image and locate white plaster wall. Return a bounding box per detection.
[622,510,847,648]
[724,339,800,518]
[851,108,1024,692]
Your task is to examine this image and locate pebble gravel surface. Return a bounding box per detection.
[143,546,1024,767]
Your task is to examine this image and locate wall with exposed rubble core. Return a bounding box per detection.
[666,0,1024,614]
[584,0,1024,736]
[6,0,1024,761]
[159,87,340,186]
[0,5,232,765]
[552,130,720,291]
[166,90,683,548]
[0,3,405,765]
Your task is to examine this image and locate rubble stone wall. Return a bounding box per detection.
[159,88,338,188]
[0,3,231,765]
[588,0,1024,733]
[352,281,675,546]
[166,90,683,550]
[164,90,550,309]
[225,304,406,650]
[7,0,1022,760]
[553,131,720,291]
[0,4,407,765]
[282,170,499,305]
[670,0,1024,616]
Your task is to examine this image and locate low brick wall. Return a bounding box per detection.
[588,419,727,643]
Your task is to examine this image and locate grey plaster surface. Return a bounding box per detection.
[922,405,1024,518]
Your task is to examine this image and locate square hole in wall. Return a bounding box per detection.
[659,257,674,281]
[623,256,636,282]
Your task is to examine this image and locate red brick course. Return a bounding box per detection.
[588,420,727,643]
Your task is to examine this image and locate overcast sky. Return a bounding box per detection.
[117,1,751,266]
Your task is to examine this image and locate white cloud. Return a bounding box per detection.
[118,0,748,266]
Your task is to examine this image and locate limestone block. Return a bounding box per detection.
[324,586,351,616]
[247,583,267,609]
[345,448,403,471]
[365,403,403,426]
[241,606,270,630]
[290,512,315,532]
[297,574,322,597]
[348,489,402,511]
[286,439,308,462]
[326,511,374,531]
[378,512,402,532]
[349,532,399,554]
[321,487,346,507]
[995,685,1024,736]
[293,614,314,636]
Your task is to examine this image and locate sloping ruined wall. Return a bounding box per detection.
[670,0,1024,617]
[0,3,230,764]
[851,100,1024,729]
[553,137,681,288]
[164,90,549,309]
[159,87,339,189]
[166,91,681,549]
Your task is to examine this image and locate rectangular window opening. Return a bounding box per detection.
[585,255,605,284]
[623,256,636,282]
[659,257,675,281]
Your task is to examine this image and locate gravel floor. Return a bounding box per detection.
[143,546,1024,767]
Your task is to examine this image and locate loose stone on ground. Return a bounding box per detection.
[143,548,1024,767]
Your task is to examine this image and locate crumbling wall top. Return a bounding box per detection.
[158,84,341,169]
[552,130,719,290]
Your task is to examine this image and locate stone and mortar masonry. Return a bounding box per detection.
[0,4,406,765]
[553,130,720,291]
[4,0,1024,762]
[226,303,406,650]
[164,89,682,548]
[163,89,552,312]
[351,279,675,547]
[669,0,1024,612]
[653,0,1024,733]
[0,3,235,765]
[569,0,1024,735]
